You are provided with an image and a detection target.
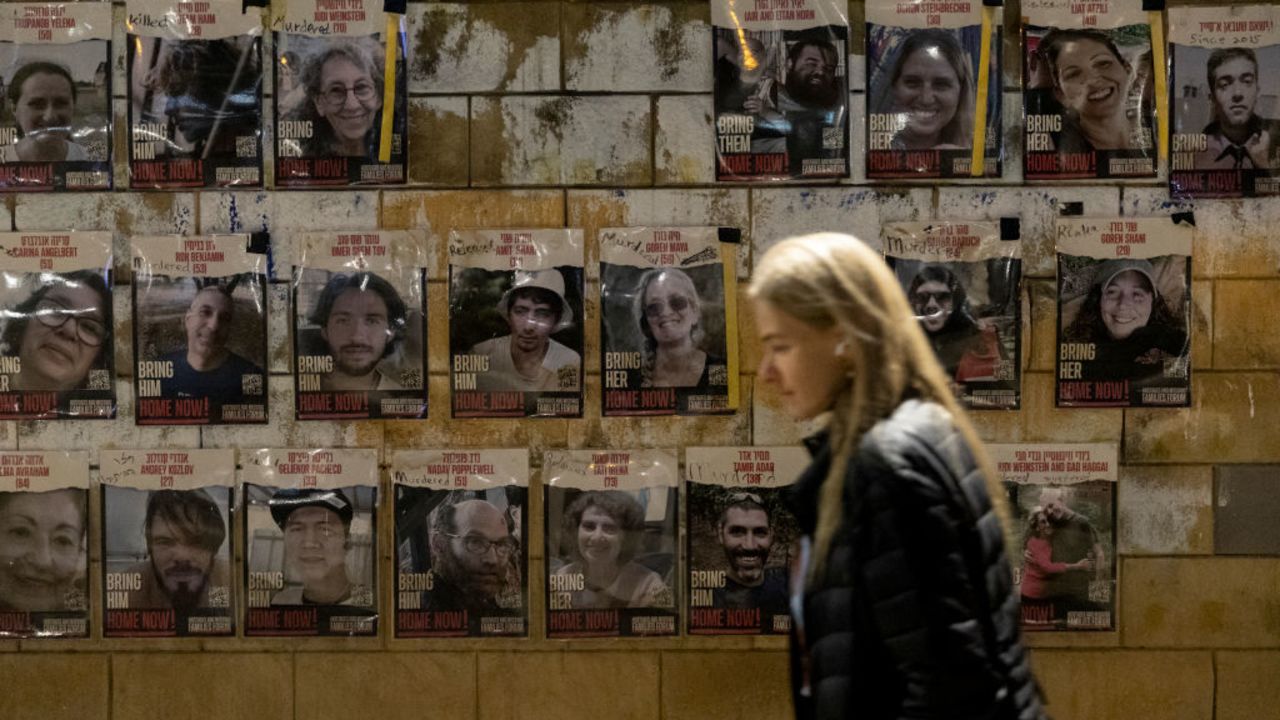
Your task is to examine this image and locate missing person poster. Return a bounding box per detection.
[685,446,805,635]
[0,3,112,191]
[1023,0,1157,179]
[125,0,263,188]
[393,449,528,638]
[448,229,584,419]
[293,231,426,420]
[100,449,235,637]
[1056,217,1192,408]
[544,449,678,638]
[1169,5,1280,198]
[866,0,1001,178]
[242,448,378,636]
[883,221,1022,409]
[990,442,1117,631]
[712,0,848,180]
[132,235,267,425]
[600,227,738,416]
[0,451,89,638]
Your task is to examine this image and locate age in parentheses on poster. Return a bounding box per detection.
[1023,0,1157,180]
[449,229,584,419]
[293,230,426,420]
[883,221,1022,409]
[712,0,848,180]
[0,3,112,191]
[866,0,1002,179]
[544,449,678,638]
[392,449,528,638]
[685,446,805,636]
[1169,5,1280,198]
[242,448,378,636]
[989,442,1117,632]
[0,451,89,638]
[600,227,738,417]
[1055,217,1192,408]
[125,0,264,189]
[99,449,235,637]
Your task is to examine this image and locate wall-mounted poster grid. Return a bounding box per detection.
[133,235,268,425]
[1023,0,1157,180]
[393,449,528,638]
[0,3,112,190]
[1055,217,1192,408]
[600,227,738,416]
[866,0,1001,179]
[544,449,678,638]
[0,231,114,419]
[100,449,235,637]
[125,0,263,188]
[883,221,1022,409]
[712,0,848,181]
[1169,5,1280,198]
[242,448,378,636]
[293,231,426,420]
[0,451,89,638]
[685,446,805,635]
[448,229,584,418]
[990,443,1117,631]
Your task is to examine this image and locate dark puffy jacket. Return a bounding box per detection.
[787,400,1047,720]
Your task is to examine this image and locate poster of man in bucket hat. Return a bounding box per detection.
[469,269,582,394]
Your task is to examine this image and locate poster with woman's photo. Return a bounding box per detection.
[393,449,528,638]
[1023,0,1157,179]
[685,446,804,635]
[990,443,1117,631]
[544,449,678,638]
[293,231,426,420]
[0,231,114,419]
[449,229,583,419]
[712,0,848,181]
[0,3,111,191]
[100,449,235,637]
[883,221,1022,409]
[866,0,1001,178]
[133,235,267,425]
[0,451,88,638]
[1169,5,1280,198]
[600,227,737,416]
[274,0,407,186]
[126,0,263,188]
[242,448,378,636]
[1056,217,1192,408]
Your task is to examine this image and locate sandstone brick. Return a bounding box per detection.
[198,381,384,452]
[296,653,476,720]
[408,97,470,186]
[661,651,791,720]
[267,281,291,374]
[563,3,710,92]
[1031,650,1212,720]
[1123,191,1280,278]
[201,191,379,272]
[385,375,569,450]
[1191,279,1212,370]
[408,3,559,93]
[750,188,931,265]
[1214,465,1280,555]
[18,380,199,462]
[655,95,714,186]
[426,280,449,376]
[1122,558,1280,647]
[114,288,132,377]
[1118,465,1213,555]
[0,653,108,720]
[1008,371,1122,442]
[1216,651,1280,720]
[113,653,291,720]
[1027,278,1055,373]
[1126,373,1280,463]
[477,651,660,720]
[848,93,866,184]
[1214,280,1280,368]
[752,376,811,447]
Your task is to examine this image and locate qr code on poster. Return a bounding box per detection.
[243,374,263,395]
[87,369,111,391]
[236,135,257,158]
[208,585,230,608]
[400,368,422,389]
[823,126,845,150]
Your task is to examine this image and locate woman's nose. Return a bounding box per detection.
[26,537,54,567]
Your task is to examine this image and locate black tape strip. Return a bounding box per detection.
[983,0,1002,6]
[1000,217,1020,240]
[718,227,743,244]
[383,0,406,14]
[1171,212,1196,227]
[242,0,266,9]
[1058,201,1084,217]
[247,231,274,279]
[1141,0,1165,10]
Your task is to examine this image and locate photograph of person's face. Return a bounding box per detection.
[0,490,83,611]
[184,288,233,365]
[718,506,772,586]
[1099,269,1153,340]
[643,273,698,346]
[892,46,960,142]
[147,514,216,599]
[282,506,347,586]
[1052,38,1129,121]
[1211,56,1258,130]
[314,55,380,148]
[577,505,623,568]
[507,294,556,355]
[14,71,75,145]
[787,44,838,106]
[18,282,106,391]
[434,500,510,598]
[321,288,390,377]
[911,280,954,333]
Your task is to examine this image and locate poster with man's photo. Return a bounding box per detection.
[685,446,805,635]
[990,443,1117,631]
[293,231,426,420]
[242,448,378,636]
[393,449,528,638]
[1169,5,1280,198]
[883,221,1022,409]
[544,449,678,638]
[274,0,407,186]
[712,0,848,180]
[132,235,267,425]
[125,0,263,188]
[600,227,738,416]
[100,449,235,637]
[1056,217,1192,408]
[0,3,111,191]
[1023,0,1158,180]
[866,0,1001,178]
[448,229,584,419]
[0,231,114,419]
[0,451,89,638]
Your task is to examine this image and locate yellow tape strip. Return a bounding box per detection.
[1150,10,1169,168]
[722,241,740,412]
[379,12,399,163]
[970,3,994,177]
